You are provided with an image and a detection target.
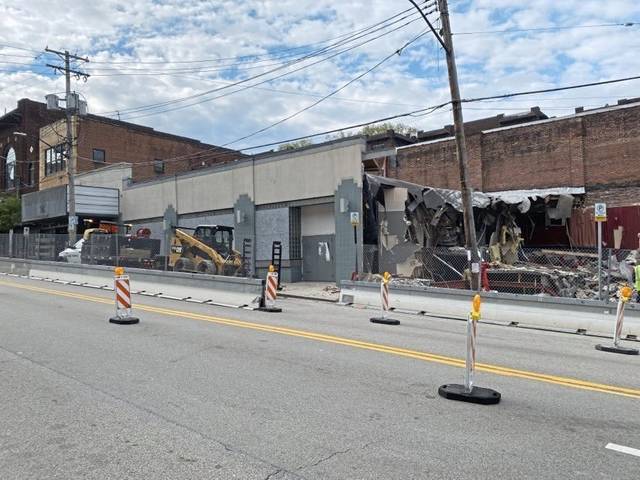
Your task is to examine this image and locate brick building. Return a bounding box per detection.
[17,101,241,233]
[391,100,640,249]
[362,130,415,176]
[39,113,241,191]
[0,99,64,197]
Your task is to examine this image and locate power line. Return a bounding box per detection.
[97,11,426,116]
[88,2,428,66]
[87,72,640,167]
[453,22,638,35]
[223,29,430,147]
[154,73,430,108]
[86,7,423,76]
[0,43,41,53]
[460,75,640,103]
[116,17,425,120]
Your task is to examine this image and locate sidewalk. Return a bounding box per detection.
[279,282,340,302]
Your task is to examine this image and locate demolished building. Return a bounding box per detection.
[362,174,635,299]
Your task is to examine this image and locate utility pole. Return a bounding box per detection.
[45,48,90,245]
[409,0,481,290]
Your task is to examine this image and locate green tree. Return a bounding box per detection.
[0,195,21,232]
[277,139,314,151]
[359,122,417,137]
[324,122,418,142]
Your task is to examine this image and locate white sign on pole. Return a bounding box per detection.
[594,203,607,222]
[350,211,360,226]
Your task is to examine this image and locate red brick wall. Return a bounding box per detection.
[76,117,239,182]
[0,99,64,195]
[481,118,585,191]
[392,103,640,205]
[582,107,640,188]
[393,140,461,189]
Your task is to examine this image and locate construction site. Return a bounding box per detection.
[361,175,640,301]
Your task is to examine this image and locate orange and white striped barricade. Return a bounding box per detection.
[439,294,501,405]
[596,285,638,355]
[109,267,140,325]
[258,265,282,313]
[370,272,399,325]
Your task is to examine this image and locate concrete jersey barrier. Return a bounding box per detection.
[0,257,264,309]
[340,280,640,337]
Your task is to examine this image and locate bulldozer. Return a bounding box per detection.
[169,225,244,276]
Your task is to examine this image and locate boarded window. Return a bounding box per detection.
[92,149,106,162]
[154,159,165,174]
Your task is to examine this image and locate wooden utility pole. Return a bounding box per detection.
[409,0,481,289]
[46,48,89,245]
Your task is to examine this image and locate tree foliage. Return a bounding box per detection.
[324,122,418,142]
[0,195,21,232]
[276,139,314,151]
[358,122,418,137]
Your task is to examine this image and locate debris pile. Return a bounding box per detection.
[362,174,638,300]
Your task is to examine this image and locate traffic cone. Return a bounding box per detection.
[109,267,140,325]
[596,285,639,355]
[370,272,400,325]
[438,294,501,405]
[258,265,282,313]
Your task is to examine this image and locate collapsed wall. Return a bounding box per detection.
[363,175,638,299]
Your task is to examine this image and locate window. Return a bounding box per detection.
[44,144,66,176]
[153,159,165,174]
[5,147,16,190]
[92,149,105,162]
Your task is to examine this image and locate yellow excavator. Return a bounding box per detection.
[169,225,243,276]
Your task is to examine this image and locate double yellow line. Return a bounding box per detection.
[2,278,640,399]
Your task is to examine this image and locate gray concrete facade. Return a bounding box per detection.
[234,194,256,276]
[116,137,366,283]
[334,178,363,282]
[255,207,290,262]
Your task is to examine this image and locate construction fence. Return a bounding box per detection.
[0,233,167,270]
[0,232,260,277]
[362,244,638,301]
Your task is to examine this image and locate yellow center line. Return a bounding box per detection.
[2,278,639,399]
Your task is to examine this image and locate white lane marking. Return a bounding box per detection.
[605,443,640,458]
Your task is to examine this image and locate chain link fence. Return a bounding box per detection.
[0,233,167,270]
[0,232,255,276]
[362,244,638,301]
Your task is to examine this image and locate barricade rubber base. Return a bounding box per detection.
[257,307,282,313]
[370,317,400,326]
[595,344,639,355]
[438,384,501,405]
[109,316,140,325]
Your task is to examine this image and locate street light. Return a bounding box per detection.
[13,131,57,150]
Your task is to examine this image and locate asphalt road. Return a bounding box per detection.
[1,275,639,479]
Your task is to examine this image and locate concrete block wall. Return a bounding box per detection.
[334,179,363,282]
[255,207,290,262]
[234,194,256,275]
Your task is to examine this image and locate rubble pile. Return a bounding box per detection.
[362,174,637,301]
[486,248,636,300]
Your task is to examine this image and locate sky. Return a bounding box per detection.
[1,0,640,152]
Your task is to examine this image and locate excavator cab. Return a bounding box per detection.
[193,226,234,256]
